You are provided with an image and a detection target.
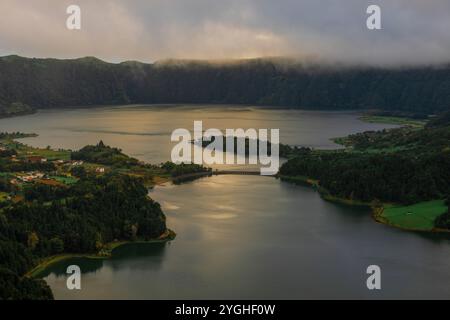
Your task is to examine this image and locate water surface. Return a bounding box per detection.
[4,105,447,299]
[0,105,397,165]
[41,176,450,299]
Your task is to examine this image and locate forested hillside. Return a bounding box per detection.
[1,55,450,115]
[279,112,450,206]
[0,173,167,299]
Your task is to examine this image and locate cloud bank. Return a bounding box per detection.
[0,0,449,66]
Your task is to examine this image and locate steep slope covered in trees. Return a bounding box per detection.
[1,55,449,115]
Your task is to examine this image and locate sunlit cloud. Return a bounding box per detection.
[0,0,449,65]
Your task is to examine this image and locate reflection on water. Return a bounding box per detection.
[6,105,448,299]
[0,105,398,166]
[106,243,169,274]
[37,257,104,278]
[43,176,450,300]
[40,243,169,278]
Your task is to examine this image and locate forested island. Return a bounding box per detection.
[0,136,210,299]
[279,112,450,232]
[1,55,450,118]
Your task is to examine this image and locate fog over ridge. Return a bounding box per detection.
[0,0,450,66]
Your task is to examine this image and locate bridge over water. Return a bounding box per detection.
[214,170,271,176]
[171,170,275,183]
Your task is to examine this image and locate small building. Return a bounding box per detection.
[26,156,47,164]
[17,172,45,183]
[95,167,105,173]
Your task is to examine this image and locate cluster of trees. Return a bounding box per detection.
[71,142,212,178]
[161,161,211,177]
[0,102,34,118]
[1,145,55,173]
[0,158,55,173]
[0,131,26,140]
[23,184,68,202]
[427,111,450,128]
[71,141,138,167]
[0,148,17,158]
[0,268,53,300]
[280,150,450,204]
[0,132,36,140]
[339,117,450,151]
[1,55,450,115]
[199,135,309,159]
[0,173,167,299]
[0,140,180,299]
[0,177,14,193]
[279,112,450,206]
[435,197,450,229]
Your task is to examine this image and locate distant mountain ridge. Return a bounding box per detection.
[1,55,449,115]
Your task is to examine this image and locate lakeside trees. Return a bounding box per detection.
[0,137,212,299]
[161,161,211,177]
[0,173,167,299]
[280,112,450,211]
[71,141,139,167]
[434,196,450,229]
[280,151,450,204]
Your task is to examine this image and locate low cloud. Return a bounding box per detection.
[0,0,449,66]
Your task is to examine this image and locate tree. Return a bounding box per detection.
[27,232,39,250]
[49,237,64,254]
[71,166,86,178]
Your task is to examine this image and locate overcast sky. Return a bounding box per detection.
[0,0,449,66]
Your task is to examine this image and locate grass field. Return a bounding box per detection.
[381,200,447,231]
[1,137,71,161]
[359,115,426,128]
[49,176,78,185]
[19,147,71,161]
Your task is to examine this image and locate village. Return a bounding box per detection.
[0,132,209,206]
[8,158,106,185]
[0,135,108,203]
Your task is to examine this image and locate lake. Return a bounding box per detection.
[3,105,450,299]
[0,104,397,165]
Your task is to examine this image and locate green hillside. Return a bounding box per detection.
[1,55,450,115]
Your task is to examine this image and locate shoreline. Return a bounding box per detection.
[0,109,36,119]
[358,114,427,128]
[278,175,371,207]
[171,171,213,183]
[278,175,449,234]
[26,229,176,279]
[372,205,449,234]
[0,105,394,123]
[8,108,446,257]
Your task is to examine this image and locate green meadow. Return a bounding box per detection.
[381,200,447,231]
